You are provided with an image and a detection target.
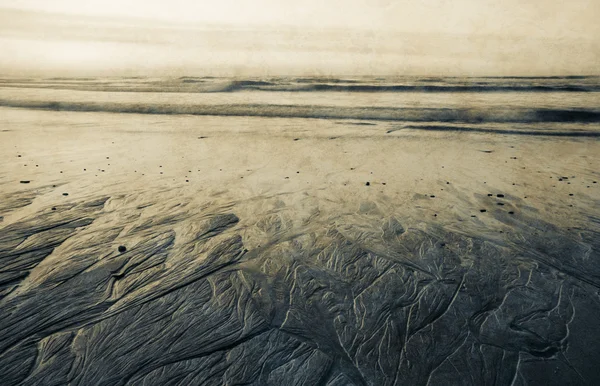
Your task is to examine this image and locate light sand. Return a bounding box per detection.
[1,107,598,232]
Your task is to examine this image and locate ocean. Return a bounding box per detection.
[1,76,599,137]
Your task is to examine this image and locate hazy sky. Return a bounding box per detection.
[0,0,598,76]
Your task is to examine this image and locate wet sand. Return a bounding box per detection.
[1,107,600,385]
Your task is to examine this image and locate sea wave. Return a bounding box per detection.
[387,125,600,137]
[1,99,600,125]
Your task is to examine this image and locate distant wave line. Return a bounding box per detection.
[0,82,599,93]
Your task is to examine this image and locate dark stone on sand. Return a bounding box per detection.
[62,193,68,196]
[508,211,515,214]
[19,181,30,184]
[497,203,504,206]
[17,155,21,157]
[51,207,56,210]
[186,180,189,182]
[365,182,370,186]
[430,195,435,198]
[198,136,207,139]
[480,209,487,212]
[487,194,493,197]
[569,194,574,196]
[118,245,127,253]
[293,138,300,141]
[446,181,450,184]
[497,194,505,198]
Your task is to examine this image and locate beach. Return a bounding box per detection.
[1,77,600,385]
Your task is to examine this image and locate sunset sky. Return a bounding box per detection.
[0,0,598,76]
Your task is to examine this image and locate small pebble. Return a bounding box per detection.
[365,182,370,186]
[118,245,127,253]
